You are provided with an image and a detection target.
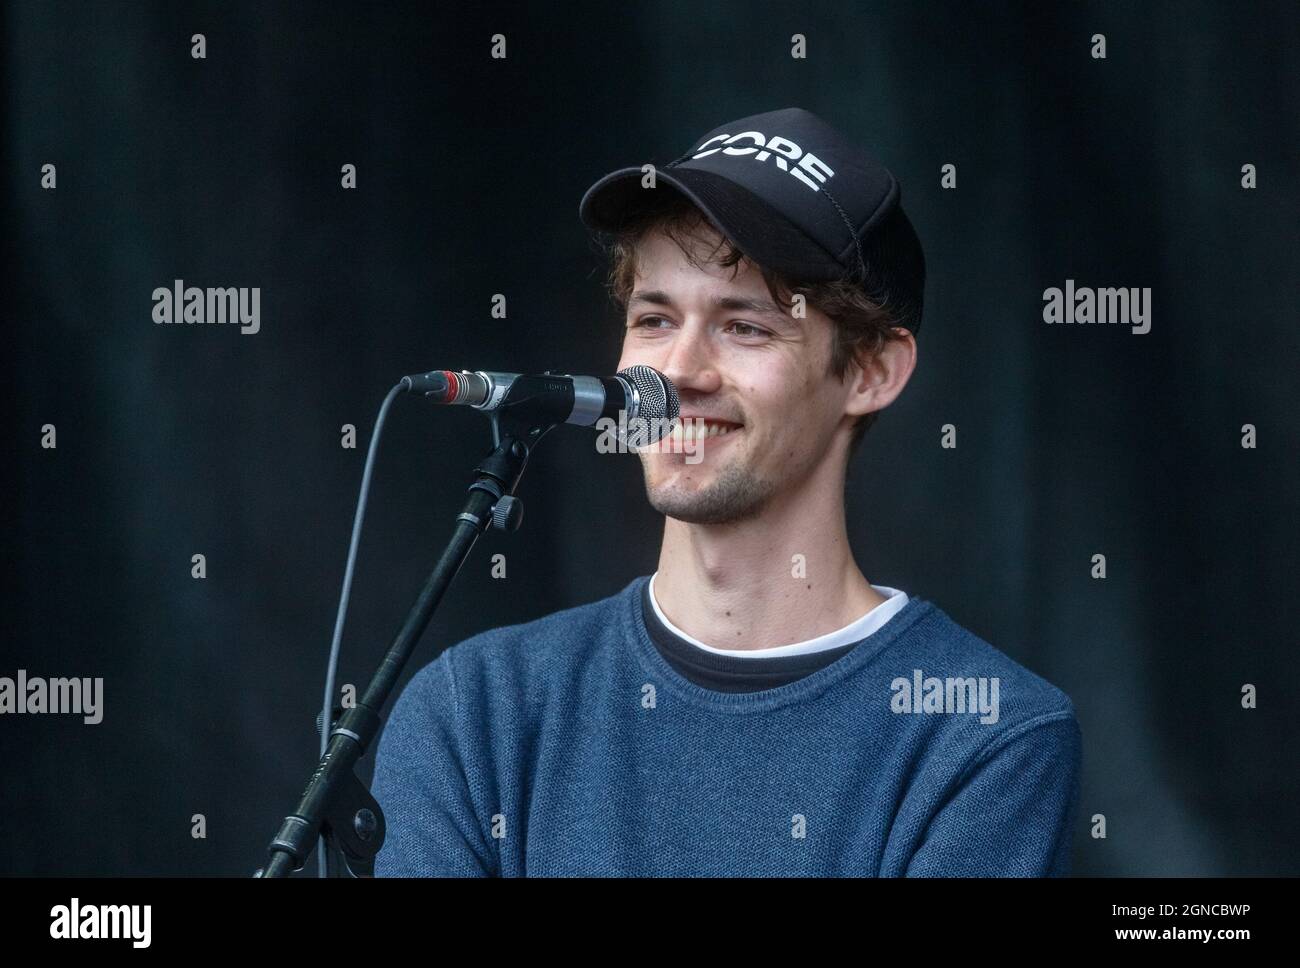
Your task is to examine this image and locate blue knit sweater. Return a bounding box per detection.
[371,576,1082,876]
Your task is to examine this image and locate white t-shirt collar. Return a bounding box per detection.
[647,571,910,659]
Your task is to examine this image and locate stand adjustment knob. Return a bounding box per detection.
[491,495,524,532]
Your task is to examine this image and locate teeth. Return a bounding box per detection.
[667,421,739,443]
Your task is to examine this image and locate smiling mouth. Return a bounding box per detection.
[667,419,743,444]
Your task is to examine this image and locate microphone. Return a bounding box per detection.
[401,365,681,441]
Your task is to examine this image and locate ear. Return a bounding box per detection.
[842,328,918,420]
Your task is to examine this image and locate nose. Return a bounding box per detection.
[658,319,721,397]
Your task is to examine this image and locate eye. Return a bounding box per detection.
[630,314,672,330]
[727,320,771,339]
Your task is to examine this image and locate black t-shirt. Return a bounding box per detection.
[639,579,861,693]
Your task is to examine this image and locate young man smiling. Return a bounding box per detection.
[372,108,1082,877]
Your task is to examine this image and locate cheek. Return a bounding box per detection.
[618,332,663,371]
[615,332,633,366]
[758,374,830,448]
[616,342,646,374]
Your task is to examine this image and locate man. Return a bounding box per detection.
[371,108,1082,876]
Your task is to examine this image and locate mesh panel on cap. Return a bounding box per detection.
[856,205,925,335]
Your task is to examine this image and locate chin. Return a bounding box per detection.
[649,494,768,526]
[642,464,775,526]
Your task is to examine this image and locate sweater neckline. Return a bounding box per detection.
[621,574,936,715]
[647,570,911,658]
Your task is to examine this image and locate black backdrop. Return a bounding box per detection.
[5,0,1298,876]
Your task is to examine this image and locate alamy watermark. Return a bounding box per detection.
[595,413,732,464]
[50,898,150,948]
[890,669,999,724]
[0,670,103,724]
[1043,279,1151,334]
[152,279,260,334]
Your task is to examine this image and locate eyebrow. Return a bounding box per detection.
[628,289,788,320]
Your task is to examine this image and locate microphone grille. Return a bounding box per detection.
[619,365,680,423]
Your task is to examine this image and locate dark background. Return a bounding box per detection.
[4,0,1297,876]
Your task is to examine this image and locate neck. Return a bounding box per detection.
[653,464,884,651]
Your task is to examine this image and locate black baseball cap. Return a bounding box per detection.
[579,107,925,334]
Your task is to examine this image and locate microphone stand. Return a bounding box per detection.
[256,408,551,877]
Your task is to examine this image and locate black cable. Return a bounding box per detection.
[316,381,406,877]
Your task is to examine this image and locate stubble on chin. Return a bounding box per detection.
[640,457,775,525]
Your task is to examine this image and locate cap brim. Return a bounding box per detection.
[579,166,844,281]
